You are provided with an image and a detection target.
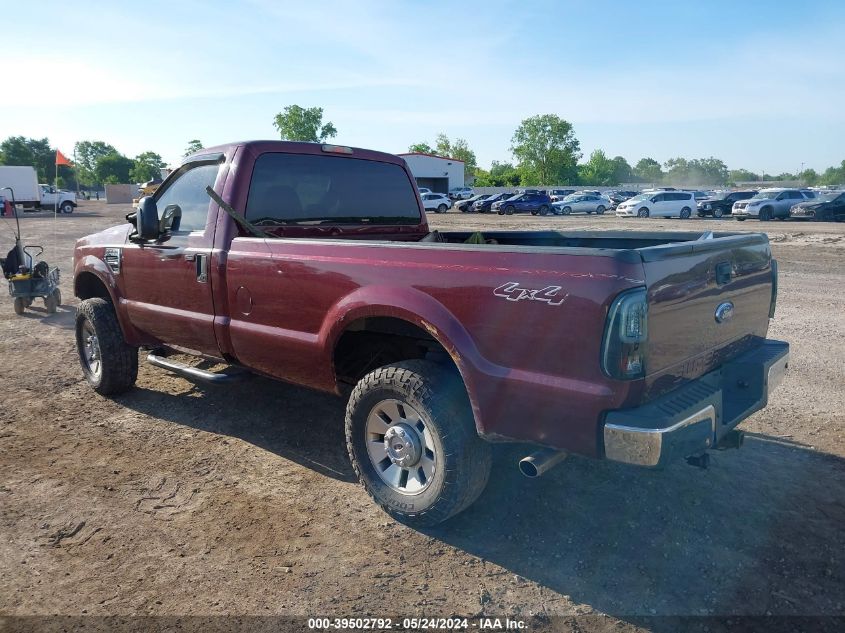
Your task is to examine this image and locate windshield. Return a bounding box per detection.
[561,194,581,202]
[818,192,843,202]
[627,194,651,203]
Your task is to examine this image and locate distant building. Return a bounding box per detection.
[397,152,464,194]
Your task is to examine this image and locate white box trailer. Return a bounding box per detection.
[0,166,77,213]
[0,166,39,207]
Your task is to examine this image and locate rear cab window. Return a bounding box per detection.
[245,153,422,229]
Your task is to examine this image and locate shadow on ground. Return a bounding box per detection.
[116,372,844,622]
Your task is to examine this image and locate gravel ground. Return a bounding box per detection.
[0,202,842,631]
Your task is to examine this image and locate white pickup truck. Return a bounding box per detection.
[0,166,77,213]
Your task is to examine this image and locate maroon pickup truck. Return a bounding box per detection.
[73,141,789,525]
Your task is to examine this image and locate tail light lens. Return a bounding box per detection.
[769,259,778,318]
[602,287,648,380]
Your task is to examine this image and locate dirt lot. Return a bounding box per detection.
[1,202,843,631]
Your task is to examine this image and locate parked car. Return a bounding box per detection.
[607,190,639,207]
[417,187,432,196]
[697,190,757,218]
[552,193,611,215]
[421,192,451,213]
[548,189,577,202]
[71,139,788,526]
[455,194,490,212]
[449,186,474,200]
[492,192,553,215]
[732,188,809,221]
[789,190,845,222]
[616,191,697,218]
[473,192,514,213]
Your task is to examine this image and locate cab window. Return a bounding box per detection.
[155,163,221,232]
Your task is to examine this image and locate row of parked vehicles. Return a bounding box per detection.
[419,185,845,221]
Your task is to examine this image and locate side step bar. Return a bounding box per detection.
[146,353,250,384]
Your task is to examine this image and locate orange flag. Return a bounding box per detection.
[55,150,72,166]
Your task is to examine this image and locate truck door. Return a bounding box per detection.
[120,157,224,357]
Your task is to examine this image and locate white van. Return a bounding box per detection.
[616,191,696,218]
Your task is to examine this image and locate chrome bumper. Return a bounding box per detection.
[603,340,789,467]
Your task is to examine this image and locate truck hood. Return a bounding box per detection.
[76,223,132,248]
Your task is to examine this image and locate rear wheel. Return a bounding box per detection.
[638,207,650,218]
[596,205,606,215]
[680,207,691,219]
[437,204,447,213]
[13,297,26,315]
[345,360,492,526]
[539,205,550,216]
[75,298,138,395]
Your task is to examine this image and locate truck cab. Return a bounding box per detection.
[39,184,77,214]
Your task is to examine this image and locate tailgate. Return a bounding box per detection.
[639,234,775,399]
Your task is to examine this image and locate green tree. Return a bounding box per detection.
[511,114,581,185]
[407,142,434,154]
[634,157,663,183]
[798,168,819,186]
[728,168,760,183]
[432,134,478,180]
[184,139,203,156]
[0,136,54,181]
[819,160,845,186]
[130,151,166,183]
[272,105,337,143]
[74,141,117,186]
[579,150,617,186]
[474,161,522,187]
[95,152,133,184]
[611,156,633,184]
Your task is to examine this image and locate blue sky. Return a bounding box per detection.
[2,0,843,173]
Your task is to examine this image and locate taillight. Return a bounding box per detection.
[769,259,778,318]
[602,287,648,380]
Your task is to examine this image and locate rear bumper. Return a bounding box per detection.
[602,340,789,467]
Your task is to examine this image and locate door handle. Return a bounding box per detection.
[196,254,208,283]
[715,261,732,285]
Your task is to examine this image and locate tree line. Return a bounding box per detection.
[0,137,203,190]
[2,105,843,190]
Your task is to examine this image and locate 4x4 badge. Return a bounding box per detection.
[494,282,568,306]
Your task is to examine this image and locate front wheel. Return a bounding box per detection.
[75,298,138,395]
[60,201,74,214]
[44,289,61,314]
[760,207,772,221]
[346,360,492,527]
[505,205,515,215]
[713,208,724,218]
[680,207,691,219]
[638,207,650,218]
[561,206,572,215]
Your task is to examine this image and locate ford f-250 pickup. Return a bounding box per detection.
[73,141,789,526]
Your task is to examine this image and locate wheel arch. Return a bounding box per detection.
[324,287,490,435]
[74,257,142,345]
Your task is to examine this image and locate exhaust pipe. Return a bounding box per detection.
[518,448,568,478]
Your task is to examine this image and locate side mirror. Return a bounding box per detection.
[135,196,160,241]
[160,204,182,233]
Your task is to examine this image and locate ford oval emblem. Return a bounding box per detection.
[715,301,734,323]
